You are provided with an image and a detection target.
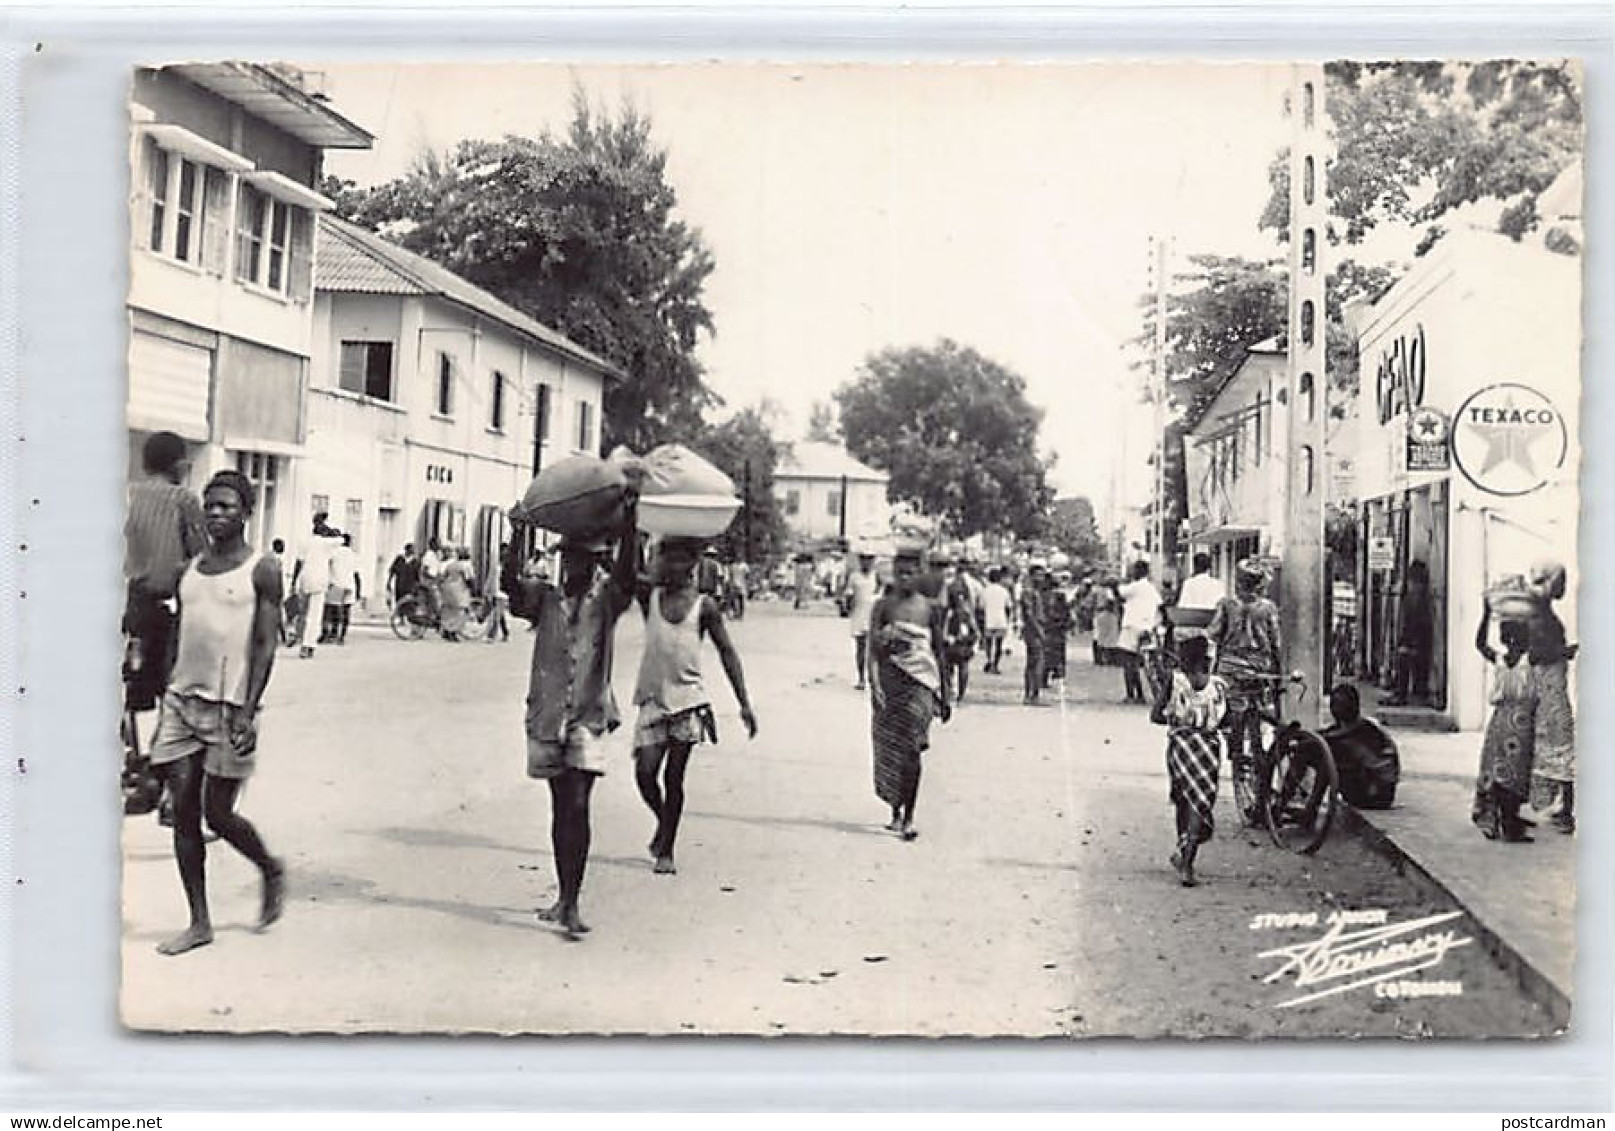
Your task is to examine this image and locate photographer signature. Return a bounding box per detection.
[1257,910,1473,1008]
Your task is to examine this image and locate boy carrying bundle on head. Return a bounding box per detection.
[631,536,758,875]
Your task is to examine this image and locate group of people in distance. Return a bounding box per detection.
[383,539,505,643]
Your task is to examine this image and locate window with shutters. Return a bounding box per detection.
[266,200,291,292]
[489,371,506,432]
[233,185,309,299]
[575,399,594,452]
[436,352,456,418]
[146,143,169,252]
[338,341,395,401]
[236,185,267,285]
[142,146,208,265]
[827,489,841,517]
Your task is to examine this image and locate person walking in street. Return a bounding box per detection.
[146,470,286,955]
[1092,579,1122,667]
[1472,612,1537,842]
[123,432,207,758]
[1114,561,1162,704]
[438,546,474,642]
[979,567,1012,674]
[794,553,815,611]
[869,544,950,840]
[322,532,362,645]
[1150,634,1228,888]
[484,543,513,643]
[1019,562,1049,705]
[503,498,641,938]
[1043,570,1073,688]
[386,543,420,612]
[418,539,445,622]
[940,556,978,704]
[844,551,881,690]
[291,512,339,659]
[631,537,759,876]
[1175,552,1225,649]
[1525,560,1577,834]
[268,539,292,647]
[1208,558,1282,814]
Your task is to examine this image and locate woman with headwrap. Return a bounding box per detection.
[1525,560,1578,834]
[1152,634,1228,887]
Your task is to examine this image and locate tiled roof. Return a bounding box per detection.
[316,216,624,382]
[775,441,889,483]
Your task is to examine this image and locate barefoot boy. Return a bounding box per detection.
[504,500,640,937]
[631,537,758,875]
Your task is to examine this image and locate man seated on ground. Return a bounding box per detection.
[1320,683,1400,810]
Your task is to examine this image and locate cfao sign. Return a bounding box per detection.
[1451,383,1568,498]
[1375,323,1427,425]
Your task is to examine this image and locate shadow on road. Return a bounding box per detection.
[686,808,891,840]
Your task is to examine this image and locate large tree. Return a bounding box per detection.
[834,340,1054,540]
[1137,254,1398,423]
[1048,496,1104,564]
[1260,60,1582,250]
[327,89,718,451]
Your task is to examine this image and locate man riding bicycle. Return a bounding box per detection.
[1207,558,1283,821]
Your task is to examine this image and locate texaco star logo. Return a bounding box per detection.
[1409,406,1448,445]
[1451,383,1568,497]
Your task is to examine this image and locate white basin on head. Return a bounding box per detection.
[637,494,741,538]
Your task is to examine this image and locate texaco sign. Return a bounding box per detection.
[1451,382,1569,497]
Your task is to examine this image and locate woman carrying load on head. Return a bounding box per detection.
[1524,560,1578,835]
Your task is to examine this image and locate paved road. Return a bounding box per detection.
[120,602,1552,1036]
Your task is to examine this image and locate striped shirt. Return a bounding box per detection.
[124,478,206,598]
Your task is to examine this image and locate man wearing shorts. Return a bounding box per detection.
[503,494,641,938]
[147,470,285,956]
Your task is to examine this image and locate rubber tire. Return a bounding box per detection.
[1263,729,1339,855]
[391,602,427,641]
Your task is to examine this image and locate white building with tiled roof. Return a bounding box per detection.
[307,215,622,597]
[773,440,891,548]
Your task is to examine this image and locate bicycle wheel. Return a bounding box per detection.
[1263,728,1340,854]
[391,602,426,641]
[1229,744,1262,830]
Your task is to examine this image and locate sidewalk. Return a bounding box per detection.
[1344,725,1575,1024]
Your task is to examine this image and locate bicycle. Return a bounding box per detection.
[1230,671,1341,855]
[390,592,490,641]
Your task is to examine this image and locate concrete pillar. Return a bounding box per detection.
[1282,64,1330,728]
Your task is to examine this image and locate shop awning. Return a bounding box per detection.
[1191,525,1263,546]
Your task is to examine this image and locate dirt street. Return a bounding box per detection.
[120,603,1551,1036]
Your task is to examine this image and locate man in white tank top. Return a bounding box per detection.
[145,470,286,956]
[631,536,758,875]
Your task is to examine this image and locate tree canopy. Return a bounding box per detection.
[1260,60,1582,249]
[326,89,718,452]
[834,340,1054,540]
[1047,496,1105,564]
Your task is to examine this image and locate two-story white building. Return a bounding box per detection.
[126,62,374,551]
[307,216,623,598]
[773,441,891,550]
[1182,338,1291,583]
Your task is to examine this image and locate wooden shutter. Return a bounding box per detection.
[288,208,314,303]
[201,168,230,275]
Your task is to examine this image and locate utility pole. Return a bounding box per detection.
[1151,234,1169,578]
[1282,63,1330,728]
[743,461,753,564]
[838,473,848,544]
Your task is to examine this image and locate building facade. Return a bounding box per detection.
[1182,339,1290,583]
[307,217,621,599]
[773,441,891,549]
[1353,228,1581,730]
[126,62,373,553]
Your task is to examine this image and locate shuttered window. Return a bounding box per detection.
[236,184,267,285]
[490,371,506,431]
[339,341,395,401]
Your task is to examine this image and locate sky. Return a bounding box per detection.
[316,61,1297,509]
